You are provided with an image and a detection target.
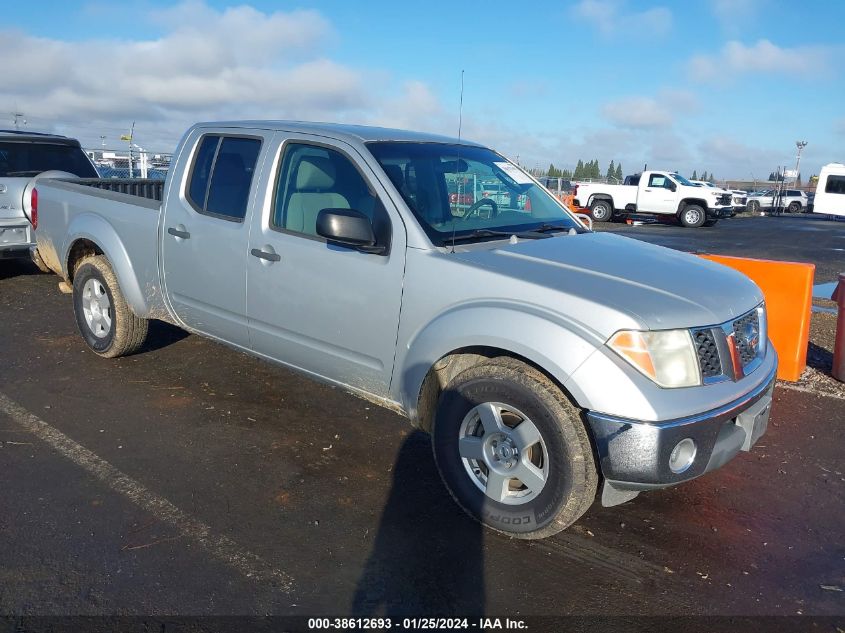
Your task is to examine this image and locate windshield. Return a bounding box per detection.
[367,142,583,245]
[0,142,98,178]
[671,173,695,186]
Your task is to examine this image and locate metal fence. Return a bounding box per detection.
[84,148,172,180]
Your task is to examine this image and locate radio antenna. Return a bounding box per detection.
[450,69,465,254]
[458,69,465,141]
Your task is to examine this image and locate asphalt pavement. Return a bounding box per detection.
[1,215,843,629]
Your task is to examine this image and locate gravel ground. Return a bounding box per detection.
[796,304,845,400]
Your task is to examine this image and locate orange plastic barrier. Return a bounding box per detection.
[698,254,815,382]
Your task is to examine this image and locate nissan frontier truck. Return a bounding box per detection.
[26,121,776,539]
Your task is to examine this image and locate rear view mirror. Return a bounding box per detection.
[316,208,386,255]
[438,158,469,173]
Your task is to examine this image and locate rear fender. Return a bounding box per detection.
[63,213,150,317]
[396,304,603,422]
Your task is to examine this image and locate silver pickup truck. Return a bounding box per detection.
[1,130,99,268]
[30,121,777,539]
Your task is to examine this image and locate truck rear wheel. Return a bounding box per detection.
[72,255,148,358]
[679,205,706,228]
[589,199,613,222]
[432,357,598,539]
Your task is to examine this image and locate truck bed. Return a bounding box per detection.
[33,177,168,320]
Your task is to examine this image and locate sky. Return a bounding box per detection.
[1,0,843,183]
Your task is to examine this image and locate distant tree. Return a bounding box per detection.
[574,159,584,179]
[615,163,623,180]
[561,169,572,180]
[691,169,698,180]
[701,171,709,182]
[606,160,615,180]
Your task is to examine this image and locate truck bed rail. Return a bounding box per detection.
[71,178,165,202]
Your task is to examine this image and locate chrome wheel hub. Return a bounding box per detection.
[458,402,549,506]
[81,278,112,339]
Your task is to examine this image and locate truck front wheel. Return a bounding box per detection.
[432,357,598,539]
[72,255,149,358]
[589,199,613,222]
[679,205,706,228]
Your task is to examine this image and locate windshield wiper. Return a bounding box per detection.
[533,223,575,233]
[447,228,551,246]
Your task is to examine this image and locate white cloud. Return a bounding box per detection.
[571,0,672,37]
[688,39,836,81]
[600,89,698,129]
[710,0,765,31]
[0,2,442,151]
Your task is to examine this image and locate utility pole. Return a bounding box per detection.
[100,135,106,149]
[12,112,26,130]
[794,140,807,187]
[120,122,135,178]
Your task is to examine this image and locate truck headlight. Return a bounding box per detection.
[607,329,701,388]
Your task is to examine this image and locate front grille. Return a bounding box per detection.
[732,311,760,366]
[694,329,721,378]
[718,193,732,205]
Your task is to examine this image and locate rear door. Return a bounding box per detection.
[244,134,406,397]
[637,173,678,214]
[160,128,266,349]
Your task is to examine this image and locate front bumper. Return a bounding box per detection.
[707,206,733,218]
[586,357,777,506]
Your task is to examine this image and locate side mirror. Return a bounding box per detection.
[668,182,677,192]
[316,208,386,254]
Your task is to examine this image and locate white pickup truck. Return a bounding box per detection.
[573,171,734,227]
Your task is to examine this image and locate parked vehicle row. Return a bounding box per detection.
[573,170,734,227]
[21,120,777,539]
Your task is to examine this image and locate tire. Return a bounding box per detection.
[30,248,51,273]
[679,204,706,228]
[787,201,801,213]
[432,357,598,539]
[589,199,613,222]
[72,255,148,358]
[747,200,760,213]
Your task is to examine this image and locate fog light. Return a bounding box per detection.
[669,438,697,474]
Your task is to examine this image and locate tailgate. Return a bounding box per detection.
[0,177,29,221]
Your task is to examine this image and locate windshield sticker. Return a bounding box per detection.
[493,162,534,185]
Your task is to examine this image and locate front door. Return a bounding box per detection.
[638,173,678,214]
[246,135,406,397]
[161,130,264,348]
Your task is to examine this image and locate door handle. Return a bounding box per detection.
[251,248,281,262]
[644,189,653,192]
[167,227,191,239]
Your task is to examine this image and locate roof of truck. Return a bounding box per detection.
[0,130,82,146]
[197,120,485,147]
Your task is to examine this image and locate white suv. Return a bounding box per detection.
[746,188,809,214]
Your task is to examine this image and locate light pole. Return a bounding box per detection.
[794,140,807,186]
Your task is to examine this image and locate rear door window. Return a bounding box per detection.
[186,135,262,222]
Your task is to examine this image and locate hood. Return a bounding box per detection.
[452,232,763,334]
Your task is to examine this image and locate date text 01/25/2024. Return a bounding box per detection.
[308,617,527,630]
